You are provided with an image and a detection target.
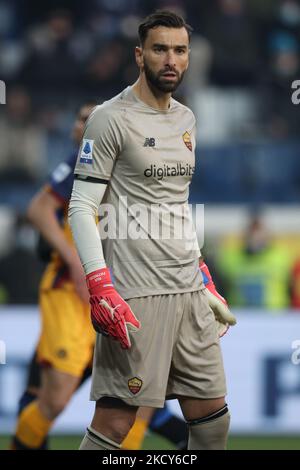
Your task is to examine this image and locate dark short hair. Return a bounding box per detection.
[138,10,193,46]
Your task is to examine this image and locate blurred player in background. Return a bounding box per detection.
[69,10,236,451]
[11,102,95,450]
[11,102,189,450]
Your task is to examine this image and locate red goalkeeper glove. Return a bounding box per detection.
[86,268,140,349]
[200,262,236,337]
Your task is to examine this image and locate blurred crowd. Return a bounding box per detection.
[0,0,300,193]
[1,0,300,106]
[0,0,300,308]
[204,214,300,311]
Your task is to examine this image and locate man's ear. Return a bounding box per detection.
[135,46,144,69]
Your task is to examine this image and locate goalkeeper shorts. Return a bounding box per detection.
[37,285,95,377]
[90,290,226,407]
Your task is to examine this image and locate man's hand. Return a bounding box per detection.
[86,268,141,349]
[200,262,236,337]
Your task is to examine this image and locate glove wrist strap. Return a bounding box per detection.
[199,262,215,290]
[86,268,113,292]
[200,262,227,305]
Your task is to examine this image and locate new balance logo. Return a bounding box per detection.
[144,137,156,147]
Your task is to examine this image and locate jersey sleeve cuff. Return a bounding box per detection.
[74,174,109,184]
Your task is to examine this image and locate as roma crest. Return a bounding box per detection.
[128,377,143,395]
[182,131,192,151]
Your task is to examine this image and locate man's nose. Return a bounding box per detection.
[164,50,177,68]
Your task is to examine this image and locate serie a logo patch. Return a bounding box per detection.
[80,139,94,164]
[128,377,143,395]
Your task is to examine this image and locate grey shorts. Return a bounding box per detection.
[90,289,227,407]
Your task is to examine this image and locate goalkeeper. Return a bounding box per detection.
[69,10,236,452]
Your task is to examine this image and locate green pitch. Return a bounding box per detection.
[1,434,300,450]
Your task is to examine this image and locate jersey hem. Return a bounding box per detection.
[121,285,204,301]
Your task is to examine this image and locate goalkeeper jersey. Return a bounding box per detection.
[74,86,202,299]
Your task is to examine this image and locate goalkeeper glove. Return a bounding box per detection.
[86,268,140,349]
[200,262,236,337]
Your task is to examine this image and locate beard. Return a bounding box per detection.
[143,59,185,93]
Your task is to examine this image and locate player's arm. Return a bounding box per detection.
[27,186,89,303]
[68,178,140,349]
[199,257,236,337]
[27,187,74,266]
[69,106,140,349]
